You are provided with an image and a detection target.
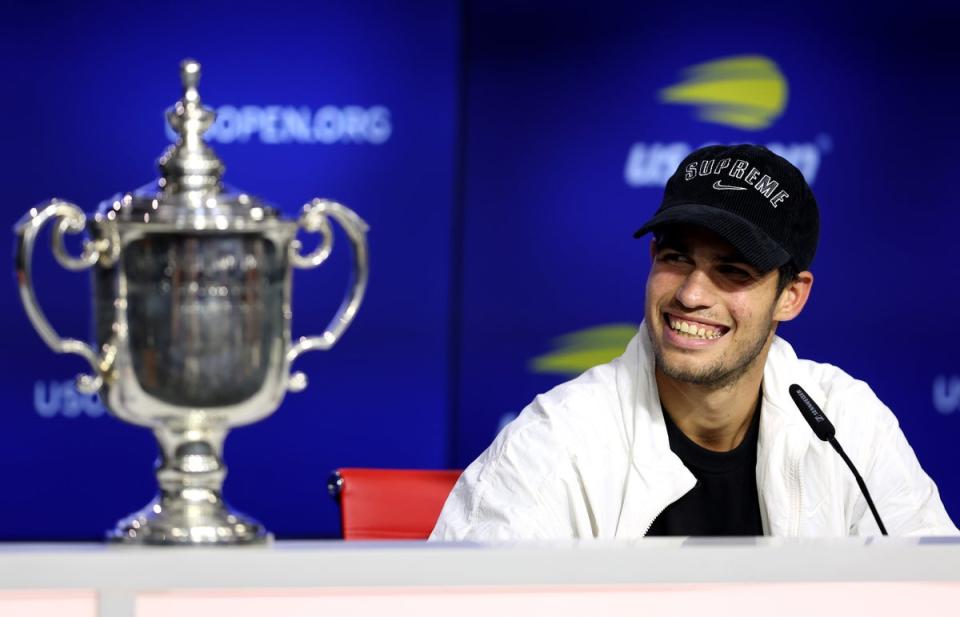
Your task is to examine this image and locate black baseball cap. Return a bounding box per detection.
[634,144,819,273]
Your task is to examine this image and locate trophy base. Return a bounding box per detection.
[107,496,272,546]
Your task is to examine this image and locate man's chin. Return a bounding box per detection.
[651,337,740,389]
[657,359,727,387]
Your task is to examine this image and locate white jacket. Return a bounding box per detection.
[431,327,958,540]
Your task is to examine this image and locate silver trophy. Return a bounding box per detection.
[14,59,369,545]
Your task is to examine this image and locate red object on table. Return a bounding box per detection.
[328,468,462,540]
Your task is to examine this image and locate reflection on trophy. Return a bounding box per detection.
[14,59,369,545]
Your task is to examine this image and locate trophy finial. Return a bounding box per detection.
[180,59,201,103]
[159,58,224,193]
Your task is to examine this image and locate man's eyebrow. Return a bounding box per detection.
[716,253,752,265]
[655,235,755,269]
[655,235,687,252]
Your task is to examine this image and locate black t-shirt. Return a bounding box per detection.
[646,402,763,536]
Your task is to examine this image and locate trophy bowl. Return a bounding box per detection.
[14,59,369,545]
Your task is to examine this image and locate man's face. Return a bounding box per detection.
[644,225,783,389]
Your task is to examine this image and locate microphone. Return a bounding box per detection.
[788,384,888,535]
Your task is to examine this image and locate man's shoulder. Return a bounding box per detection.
[771,337,877,398]
[794,355,861,394]
[488,352,635,466]
[778,340,897,430]
[433,352,640,540]
[536,358,623,415]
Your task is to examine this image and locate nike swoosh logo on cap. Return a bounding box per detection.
[713,180,747,191]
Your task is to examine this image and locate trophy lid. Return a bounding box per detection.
[158,58,224,192]
[96,59,283,230]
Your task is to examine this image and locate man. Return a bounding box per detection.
[430,144,957,539]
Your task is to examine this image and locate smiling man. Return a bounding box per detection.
[431,144,957,539]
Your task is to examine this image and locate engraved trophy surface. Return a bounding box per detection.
[14,59,369,545]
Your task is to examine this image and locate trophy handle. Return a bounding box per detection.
[286,198,369,392]
[14,199,114,394]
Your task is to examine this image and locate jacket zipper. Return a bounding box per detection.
[641,479,698,537]
[790,455,803,535]
[642,504,670,537]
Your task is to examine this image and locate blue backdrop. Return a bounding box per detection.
[0,0,956,539]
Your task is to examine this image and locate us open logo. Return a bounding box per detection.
[34,380,106,419]
[165,104,392,145]
[659,54,788,131]
[933,375,960,415]
[623,54,831,188]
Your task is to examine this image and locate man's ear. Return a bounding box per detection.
[649,238,658,260]
[774,271,814,322]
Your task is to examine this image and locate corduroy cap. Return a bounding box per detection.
[634,144,819,273]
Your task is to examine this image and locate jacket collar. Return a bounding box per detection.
[614,323,816,537]
[613,326,695,537]
[758,334,817,535]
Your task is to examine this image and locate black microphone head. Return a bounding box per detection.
[789,384,836,441]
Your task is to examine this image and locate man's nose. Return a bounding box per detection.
[675,269,715,309]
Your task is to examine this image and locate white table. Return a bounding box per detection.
[2,537,958,616]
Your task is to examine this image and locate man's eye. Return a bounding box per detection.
[658,252,687,263]
[718,265,752,279]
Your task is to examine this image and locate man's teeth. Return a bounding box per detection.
[668,317,723,340]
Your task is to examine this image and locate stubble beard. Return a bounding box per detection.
[648,308,777,390]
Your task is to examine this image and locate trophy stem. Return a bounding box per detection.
[107,424,271,545]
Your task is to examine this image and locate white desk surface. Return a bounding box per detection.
[1,537,959,589]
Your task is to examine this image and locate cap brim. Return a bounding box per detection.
[633,203,791,273]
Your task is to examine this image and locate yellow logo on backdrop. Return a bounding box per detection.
[659,55,788,130]
[530,324,639,376]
